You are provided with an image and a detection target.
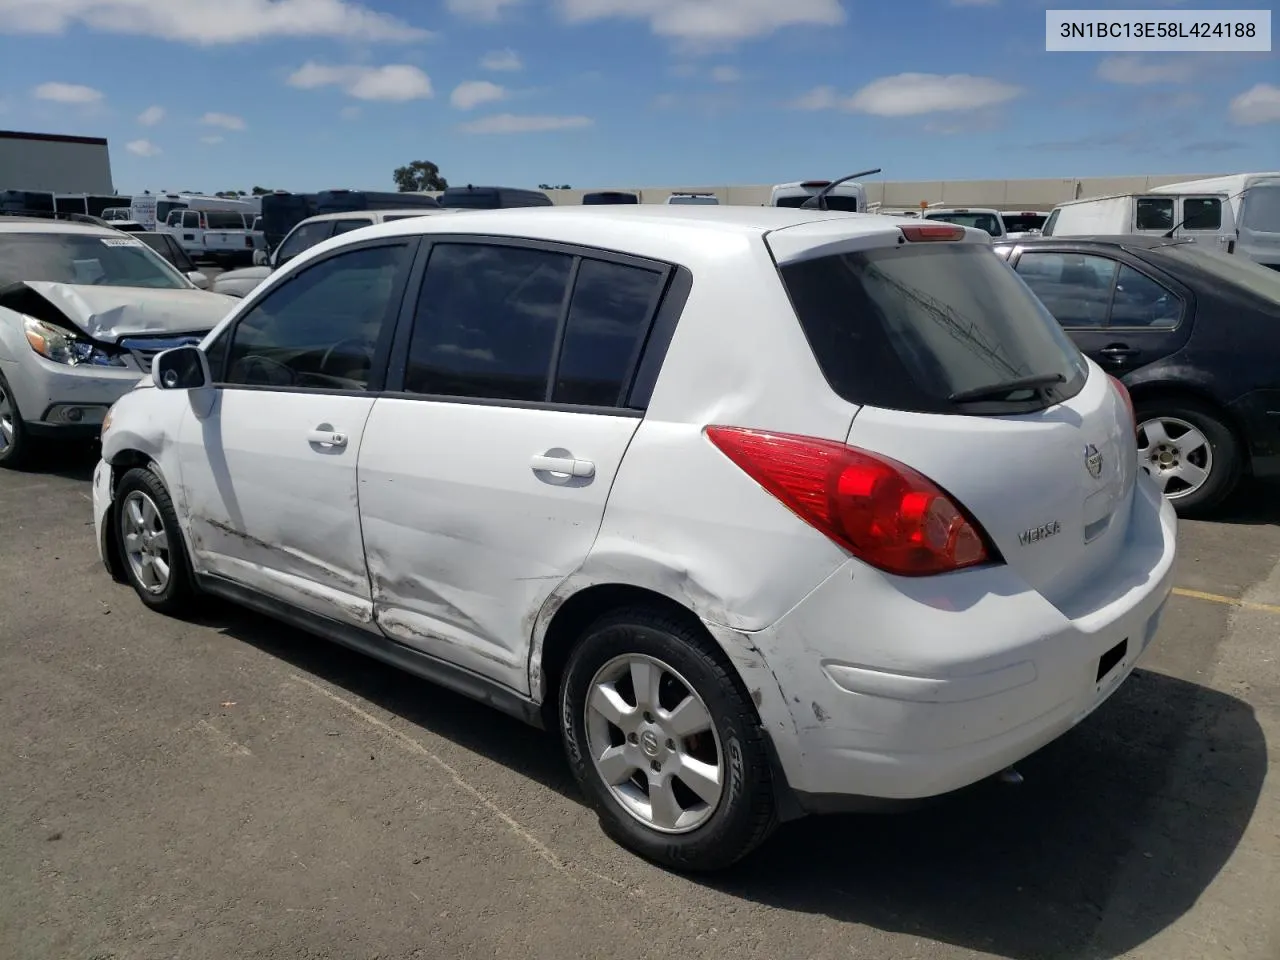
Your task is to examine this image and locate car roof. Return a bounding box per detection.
[0,217,116,236]
[302,209,452,224]
[995,234,1194,251]
[303,205,987,273]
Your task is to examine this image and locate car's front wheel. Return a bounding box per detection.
[115,466,196,614]
[0,370,34,470]
[560,608,777,872]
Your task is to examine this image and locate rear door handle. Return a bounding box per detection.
[530,454,595,478]
[307,428,348,448]
[1099,344,1137,363]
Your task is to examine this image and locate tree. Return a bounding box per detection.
[538,183,572,190]
[251,186,273,196]
[393,160,448,192]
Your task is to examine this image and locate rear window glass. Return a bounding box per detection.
[205,212,247,229]
[1002,214,1046,233]
[775,194,859,212]
[924,212,1003,236]
[668,195,718,205]
[779,244,1088,415]
[1151,243,1280,305]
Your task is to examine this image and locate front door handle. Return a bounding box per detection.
[530,454,595,479]
[307,428,348,448]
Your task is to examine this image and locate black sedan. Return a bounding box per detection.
[994,235,1280,514]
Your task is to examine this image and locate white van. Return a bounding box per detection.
[1150,173,1280,270]
[769,180,865,213]
[920,207,1006,238]
[1042,191,1236,256]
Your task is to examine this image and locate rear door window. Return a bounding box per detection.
[553,259,664,406]
[1013,252,1118,328]
[403,244,573,401]
[275,220,335,263]
[1181,198,1222,230]
[206,212,246,230]
[779,243,1087,415]
[1135,197,1175,231]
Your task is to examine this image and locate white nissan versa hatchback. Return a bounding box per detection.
[92,206,1177,871]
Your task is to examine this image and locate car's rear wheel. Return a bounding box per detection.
[116,466,195,614]
[560,608,777,872]
[1135,397,1240,514]
[0,371,34,470]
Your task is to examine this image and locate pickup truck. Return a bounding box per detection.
[158,209,261,265]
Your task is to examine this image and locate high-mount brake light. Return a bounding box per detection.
[900,224,965,242]
[704,426,998,577]
[1109,375,1136,430]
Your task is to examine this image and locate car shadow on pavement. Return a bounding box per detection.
[707,668,1266,960]
[1210,479,1280,526]
[213,602,1266,960]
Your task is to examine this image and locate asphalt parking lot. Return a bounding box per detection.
[2,450,1277,960]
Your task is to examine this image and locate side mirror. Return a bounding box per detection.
[152,345,211,390]
[187,270,210,289]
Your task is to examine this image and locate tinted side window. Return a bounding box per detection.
[554,259,664,406]
[1111,265,1181,328]
[1014,252,1118,328]
[224,244,409,390]
[276,220,333,263]
[1135,198,1174,231]
[1182,198,1221,230]
[332,218,374,235]
[404,244,572,401]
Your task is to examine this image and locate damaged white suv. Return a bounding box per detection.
[92,207,1176,871]
[0,217,236,467]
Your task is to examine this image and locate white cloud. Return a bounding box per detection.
[1230,83,1280,126]
[480,48,522,71]
[125,138,161,156]
[556,0,844,43]
[847,72,1020,115]
[451,80,506,110]
[287,62,433,101]
[200,134,224,144]
[137,104,165,125]
[710,65,741,83]
[0,0,431,44]
[200,111,246,130]
[1096,55,1195,85]
[33,81,103,103]
[447,0,521,22]
[459,112,593,134]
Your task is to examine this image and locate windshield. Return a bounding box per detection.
[778,243,1087,415]
[1151,242,1280,303]
[101,208,133,221]
[0,232,190,289]
[925,212,1004,237]
[440,192,500,209]
[1003,214,1046,233]
[669,195,718,205]
[775,194,859,212]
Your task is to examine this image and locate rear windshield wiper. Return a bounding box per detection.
[948,372,1065,403]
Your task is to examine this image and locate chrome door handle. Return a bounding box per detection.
[530,454,595,478]
[307,428,348,448]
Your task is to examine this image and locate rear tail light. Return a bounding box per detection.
[900,224,965,242]
[1109,376,1135,430]
[705,426,999,577]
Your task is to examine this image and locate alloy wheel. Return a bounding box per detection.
[1137,416,1214,499]
[584,653,724,834]
[0,382,14,455]
[121,490,172,594]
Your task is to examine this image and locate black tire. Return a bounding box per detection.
[560,607,777,872]
[1135,396,1241,515]
[0,370,36,470]
[115,466,196,614]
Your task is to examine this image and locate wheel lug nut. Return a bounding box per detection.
[650,760,661,772]
[627,732,638,744]
[666,738,676,750]
[643,711,653,723]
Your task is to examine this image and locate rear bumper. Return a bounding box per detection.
[1227,388,1280,479]
[748,475,1177,806]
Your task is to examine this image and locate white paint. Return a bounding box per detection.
[97,204,1178,819]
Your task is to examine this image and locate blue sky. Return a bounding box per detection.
[1,0,1276,195]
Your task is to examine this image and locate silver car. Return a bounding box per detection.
[0,217,237,467]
